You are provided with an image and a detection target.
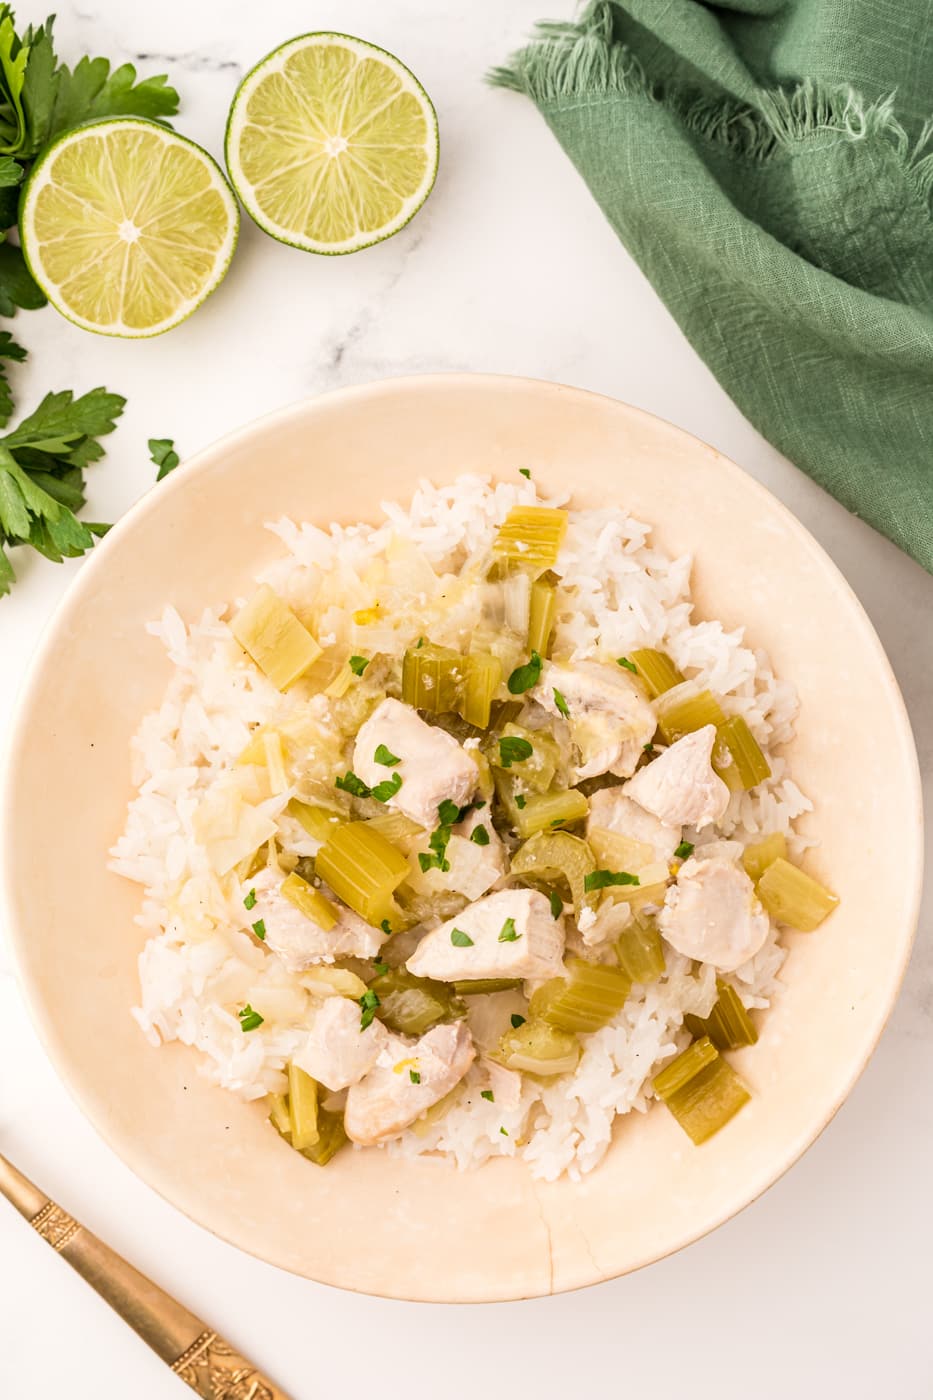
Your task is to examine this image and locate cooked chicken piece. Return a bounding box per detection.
[532,660,657,780]
[447,807,506,899]
[570,895,632,954]
[250,868,383,970]
[354,697,477,829]
[406,889,565,983]
[587,788,682,864]
[623,725,729,831]
[344,1021,475,1145]
[293,996,388,1092]
[482,1060,523,1111]
[658,855,770,971]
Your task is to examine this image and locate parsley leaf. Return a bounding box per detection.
[480,1089,494,1102]
[149,436,179,481]
[238,1003,264,1032]
[251,919,266,940]
[409,1069,421,1084]
[359,988,380,1031]
[0,242,45,318]
[450,928,474,947]
[348,654,369,676]
[437,799,462,825]
[552,687,569,718]
[498,735,533,768]
[510,1014,526,1029]
[370,771,402,803]
[0,329,26,428]
[518,468,531,479]
[335,771,370,798]
[617,656,638,674]
[549,890,563,919]
[373,959,389,976]
[243,889,256,911]
[584,869,641,891]
[674,841,695,860]
[514,793,526,810]
[507,650,542,695]
[498,918,520,943]
[470,824,490,846]
[374,743,400,767]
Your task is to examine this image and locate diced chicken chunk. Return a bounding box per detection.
[406,889,565,983]
[587,788,682,864]
[250,868,384,971]
[293,996,388,1091]
[658,855,770,971]
[532,661,656,780]
[624,725,729,831]
[447,807,506,899]
[354,697,477,829]
[344,1022,475,1145]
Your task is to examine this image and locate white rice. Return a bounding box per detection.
[111,474,808,1180]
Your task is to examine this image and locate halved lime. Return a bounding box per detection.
[20,117,239,337]
[225,32,439,255]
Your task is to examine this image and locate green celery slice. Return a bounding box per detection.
[267,1091,291,1137]
[232,584,321,690]
[461,652,502,729]
[756,857,839,931]
[510,829,596,912]
[288,799,346,843]
[653,1037,750,1145]
[628,648,684,698]
[528,575,558,655]
[742,831,787,882]
[616,914,666,983]
[402,641,466,713]
[300,1108,347,1166]
[452,978,522,995]
[657,684,726,744]
[280,872,339,930]
[529,959,631,1033]
[370,968,465,1035]
[514,788,589,838]
[684,980,758,1049]
[714,716,771,791]
[315,822,410,924]
[493,505,568,570]
[287,1063,320,1150]
[491,1017,580,1077]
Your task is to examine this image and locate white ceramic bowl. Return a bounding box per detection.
[2,375,922,1301]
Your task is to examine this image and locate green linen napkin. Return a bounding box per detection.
[493,0,933,572]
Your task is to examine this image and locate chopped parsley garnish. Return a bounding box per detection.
[380,921,392,936]
[553,687,569,718]
[481,1089,495,1102]
[549,890,563,919]
[336,770,370,798]
[510,1013,526,1029]
[371,771,403,803]
[473,799,487,809]
[251,919,266,940]
[419,820,454,873]
[415,636,424,648]
[237,1004,264,1032]
[519,468,531,479]
[243,888,257,910]
[674,841,695,860]
[584,869,641,891]
[643,742,655,756]
[498,918,520,942]
[348,655,369,676]
[359,989,380,1031]
[450,928,474,947]
[507,650,542,695]
[500,1126,509,1136]
[515,793,527,810]
[498,735,533,767]
[617,656,638,674]
[409,1069,421,1084]
[373,959,389,976]
[437,799,462,826]
[374,743,401,766]
[470,824,490,846]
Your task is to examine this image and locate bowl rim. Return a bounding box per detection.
[1,372,924,1301]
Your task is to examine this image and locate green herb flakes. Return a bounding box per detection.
[498,918,520,942]
[243,888,257,910]
[251,919,266,940]
[553,687,569,718]
[238,1003,263,1032]
[584,869,640,891]
[371,771,402,803]
[348,655,369,676]
[374,743,400,766]
[335,770,370,798]
[549,890,563,919]
[450,928,474,947]
[507,650,542,695]
[510,1013,526,1029]
[470,824,490,846]
[498,735,533,767]
[617,657,638,674]
[409,1069,421,1084]
[481,1089,494,1102]
[674,841,695,860]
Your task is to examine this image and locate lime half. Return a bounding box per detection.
[225,32,439,255]
[20,117,239,337]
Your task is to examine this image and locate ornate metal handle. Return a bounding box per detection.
[0,1152,292,1399]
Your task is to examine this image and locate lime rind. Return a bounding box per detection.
[225,32,439,256]
[20,117,239,339]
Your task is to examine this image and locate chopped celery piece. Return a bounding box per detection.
[402,641,465,713]
[685,980,758,1050]
[656,683,726,744]
[756,857,839,931]
[262,731,288,793]
[365,811,424,842]
[742,831,787,882]
[529,959,631,1033]
[288,799,346,843]
[301,966,368,999]
[653,1036,750,1145]
[588,826,654,874]
[268,1091,291,1137]
[515,788,589,838]
[280,872,339,931]
[713,716,771,791]
[232,584,322,690]
[617,914,666,983]
[316,822,409,925]
[528,575,558,656]
[628,648,684,698]
[452,978,522,996]
[300,1108,348,1166]
[491,1018,580,1077]
[370,968,465,1035]
[287,1063,320,1150]
[492,722,559,792]
[461,652,502,729]
[493,505,568,570]
[510,830,596,911]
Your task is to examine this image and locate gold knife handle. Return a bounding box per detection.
[0,1153,292,1400]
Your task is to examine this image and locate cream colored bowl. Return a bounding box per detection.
[2,375,922,1302]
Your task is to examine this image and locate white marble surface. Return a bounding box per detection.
[1,1,931,1395]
